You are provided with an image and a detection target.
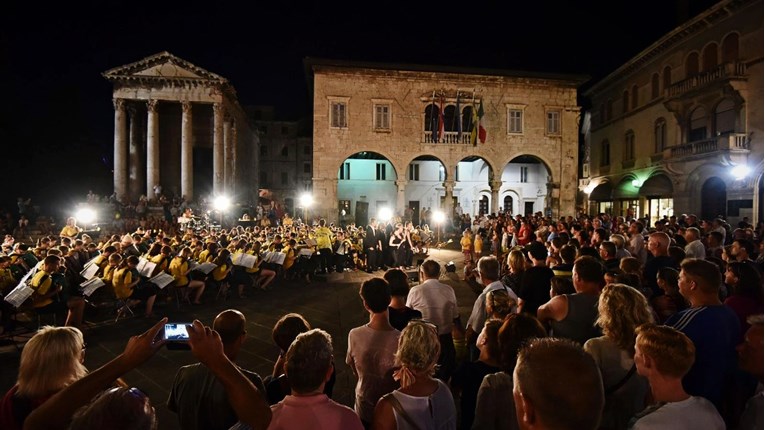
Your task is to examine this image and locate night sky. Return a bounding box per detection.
[1,0,720,216]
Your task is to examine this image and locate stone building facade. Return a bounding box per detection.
[582,0,763,226]
[104,52,259,204]
[308,59,586,225]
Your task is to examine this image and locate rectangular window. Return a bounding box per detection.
[331,102,347,128]
[281,172,288,185]
[339,162,350,180]
[546,110,561,135]
[376,163,386,180]
[601,142,611,166]
[374,104,391,130]
[520,166,529,183]
[409,164,419,181]
[508,109,523,133]
[455,165,459,182]
[624,133,635,161]
[304,163,311,174]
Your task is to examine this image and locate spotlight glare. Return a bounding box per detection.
[433,210,446,224]
[731,164,751,180]
[378,207,392,222]
[213,196,231,211]
[299,193,313,208]
[75,208,96,225]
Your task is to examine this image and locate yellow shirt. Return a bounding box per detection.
[150,253,169,274]
[244,250,260,274]
[102,264,117,287]
[60,225,80,238]
[169,257,189,286]
[460,236,473,252]
[212,263,229,282]
[282,245,296,270]
[0,268,15,293]
[198,249,212,263]
[314,227,333,249]
[29,270,54,308]
[474,236,483,254]
[113,267,133,299]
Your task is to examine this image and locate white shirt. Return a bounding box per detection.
[346,325,400,423]
[466,280,518,332]
[406,278,458,335]
[630,396,725,430]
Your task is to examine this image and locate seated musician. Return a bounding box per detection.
[28,255,85,327]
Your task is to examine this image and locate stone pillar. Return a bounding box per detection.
[314,177,339,224]
[490,179,502,215]
[128,105,143,202]
[223,116,233,193]
[213,103,224,196]
[231,121,238,197]
[395,180,408,216]
[113,98,127,202]
[146,99,160,199]
[181,101,193,201]
[443,180,455,225]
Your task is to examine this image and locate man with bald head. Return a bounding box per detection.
[513,338,604,430]
[168,309,267,430]
[643,232,679,297]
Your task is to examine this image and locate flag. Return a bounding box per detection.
[478,99,486,143]
[455,92,462,142]
[438,93,445,142]
[470,97,479,146]
[430,90,438,142]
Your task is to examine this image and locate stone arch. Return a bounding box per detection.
[335,149,400,178]
[701,42,719,72]
[335,150,399,226]
[721,32,740,63]
[404,153,449,180]
[685,51,700,77]
[500,152,556,183]
[500,154,555,217]
[502,189,521,214]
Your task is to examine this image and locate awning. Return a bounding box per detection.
[612,177,640,200]
[589,182,613,201]
[639,174,674,197]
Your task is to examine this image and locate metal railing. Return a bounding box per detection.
[422,131,472,144]
[666,62,747,98]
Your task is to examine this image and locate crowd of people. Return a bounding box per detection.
[0,198,763,429]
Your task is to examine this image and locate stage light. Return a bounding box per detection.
[731,164,751,180]
[213,196,231,211]
[378,207,392,222]
[75,208,96,225]
[299,193,314,208]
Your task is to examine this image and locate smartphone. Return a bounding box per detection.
[164,323,192,350]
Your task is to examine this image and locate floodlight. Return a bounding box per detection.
[378,207,393,222]
[433,210,446,224]
[731,164,751,180]
[75,208,96,225]
[300,193,313,208]
[213,196,231,211]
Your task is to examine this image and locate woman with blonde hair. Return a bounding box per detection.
[500,249,526,296]
[0,326,88,429]
[584,283,654,430]
[373,320,457,430]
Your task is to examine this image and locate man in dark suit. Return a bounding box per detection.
[363,218,381,272]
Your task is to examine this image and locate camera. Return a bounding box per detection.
[164,322,192,350]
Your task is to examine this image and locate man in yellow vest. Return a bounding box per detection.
[314,219,334,274]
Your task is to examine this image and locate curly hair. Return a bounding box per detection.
[596,283,654,355]
[395,320,441,374]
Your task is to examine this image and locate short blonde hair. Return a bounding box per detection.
[396,320,441,374]
[596,284,654,354]
[17,326,87,398]
[507,250,526,274]
[635,324,695,378]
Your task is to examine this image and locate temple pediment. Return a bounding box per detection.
[103,51,228,85]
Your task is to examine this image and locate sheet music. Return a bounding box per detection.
[298,248,313,257]
[80,262,100,280]
[80,277,105,297]
[304,238,317,247]
[3,267,38,308]
[191,262,217,274]
[232,253,257,269]
[136,259,157,278]
[149,272,175,289]
[263,252,286,265]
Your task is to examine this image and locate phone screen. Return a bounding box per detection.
[164,323,191,342]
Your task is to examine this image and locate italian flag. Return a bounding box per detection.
[478,99,486,143]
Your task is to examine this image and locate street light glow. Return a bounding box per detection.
[731,164,751,180]
[433,210,446,224]
[300,193,313,208]
[213,196,231,211]
[378,207,392,222]
[75,208,96,225]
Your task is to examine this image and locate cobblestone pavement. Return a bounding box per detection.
[0,247,479,430]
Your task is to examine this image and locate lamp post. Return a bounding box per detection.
[433,210,445,246]
[299,193,313,225]
[213,196,230,229]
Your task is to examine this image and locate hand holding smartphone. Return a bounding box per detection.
[163,322,192,350]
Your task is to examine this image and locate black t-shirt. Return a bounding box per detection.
[451,360,501,430]
[518,266,554,316]
[643,255,678,296]
[388,306,422,331]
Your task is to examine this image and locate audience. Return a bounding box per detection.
[384,268,421,331]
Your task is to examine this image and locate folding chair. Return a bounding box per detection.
[114,298,134,322]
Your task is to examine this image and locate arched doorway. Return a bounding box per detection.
[405,155,448,226]
[455,156,492,216]
[701,177,726,221]
[337,151,398,226]
[502,155,553,217]
[503,195,513,213]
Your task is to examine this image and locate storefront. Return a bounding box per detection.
[588,182,613,215]
[639,174,674,226]
[612,177,641,219]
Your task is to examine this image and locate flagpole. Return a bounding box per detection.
[431,90,436,143]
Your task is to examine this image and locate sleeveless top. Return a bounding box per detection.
[390,379,457,430]
[550,293,601,344]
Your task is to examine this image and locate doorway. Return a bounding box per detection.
[524,201,535,215]
[355,201,369,226]
[409,201,420,226]
[701,177,726,221]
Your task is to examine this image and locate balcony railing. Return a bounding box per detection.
[664,133,749,159]
[423,131,472,144]
[666,62,747,98]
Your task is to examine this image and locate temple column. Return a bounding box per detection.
[395,180,408,216]
[223,116,233,193]
[127,105,143,202]
[146,99,160,199]
[231,121,238,196]
[490,179,502,215]
[113,98,127,202]
[181,101,193,201]
[213,103,224,196]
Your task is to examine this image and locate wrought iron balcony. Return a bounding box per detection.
[666,62,747,98]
